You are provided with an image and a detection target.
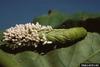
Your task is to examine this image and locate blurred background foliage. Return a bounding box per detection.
[32,10,100,33]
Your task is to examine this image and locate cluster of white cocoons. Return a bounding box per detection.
[3,22,53,49]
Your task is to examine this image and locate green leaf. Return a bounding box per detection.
[0,33,100,67]
[70,12,100,21]
[44,33,100,67]
[32,10,68,28]
[59,12,100,33]
[15,51,51,67]
[0,50,21,67]
[32,10,100,33]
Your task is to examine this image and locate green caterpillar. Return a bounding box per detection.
[1,26,87,51]
[46,27,87,43]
